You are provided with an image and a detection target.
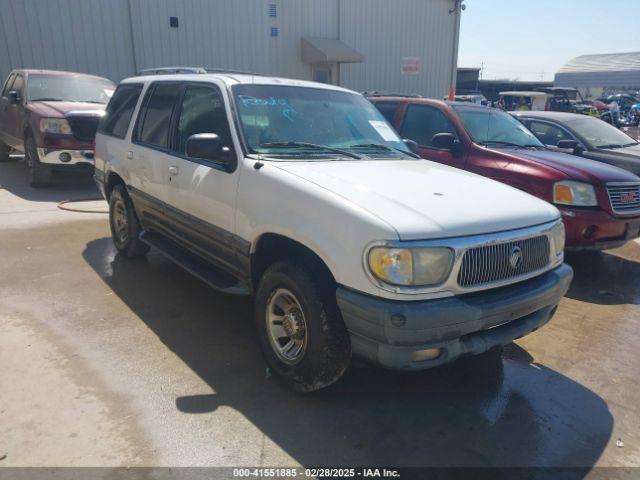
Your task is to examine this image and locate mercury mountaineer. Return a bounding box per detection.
[94,72,573,391]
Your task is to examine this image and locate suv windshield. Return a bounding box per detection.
[453,105,544,148]
[28,75,115,104]
[568,116,638,149]
[233,84,410,158]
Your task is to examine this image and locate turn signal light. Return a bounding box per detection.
[554,184,574,204]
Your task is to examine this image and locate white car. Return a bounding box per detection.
[94,72,573,392]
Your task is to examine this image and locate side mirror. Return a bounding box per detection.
[557,139,578,149]
[8,90,20,104]
[556,139,584,154]
[186,133,231,165]
[432,133,459,151]
[403,138,419,155]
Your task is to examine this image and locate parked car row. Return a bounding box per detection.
[3,66,639,391]
[369,95,640,250]
[498,88,640,127]
[497,87,599,118]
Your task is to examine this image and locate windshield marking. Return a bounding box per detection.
[238,95,296,121]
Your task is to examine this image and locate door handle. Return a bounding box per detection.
[126,151,133,159]
[168,165,179,175]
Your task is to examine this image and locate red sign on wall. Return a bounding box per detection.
[401,57,420,75]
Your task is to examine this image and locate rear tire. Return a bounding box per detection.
[25,134,51,187]
[255,260,351,392]
[108,184,150,258]
[0,140,14,162]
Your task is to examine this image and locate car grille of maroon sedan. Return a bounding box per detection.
[66,115,101,143]
[607,183,640,214]
[458,236,550,288]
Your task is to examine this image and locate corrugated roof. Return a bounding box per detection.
[555,52,640,87]
[558,52,640,73]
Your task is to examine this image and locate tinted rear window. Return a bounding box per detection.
[137,83,182,149]
[373,101,400,123]
[98,84,143,139]
[400,104,457,147]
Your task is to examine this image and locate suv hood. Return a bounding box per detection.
[500,148,639,184]
[274,159,559,240]
[30,101,107,117]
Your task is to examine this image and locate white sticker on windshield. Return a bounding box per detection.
[369,120,400,142]
[104,89,114,98]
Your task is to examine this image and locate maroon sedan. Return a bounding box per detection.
[0,69,115,187]
[370,97,640,250]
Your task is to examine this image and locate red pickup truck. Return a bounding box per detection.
[369,96,640,250]
[0,69,115,187]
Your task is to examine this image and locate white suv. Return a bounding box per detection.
[94,73,573,392]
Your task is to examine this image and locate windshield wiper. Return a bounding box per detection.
[600,142,638,149]
[258,142,362,159]
[32,97,64,102]
[480,140,539,149]
[348,143,420,158]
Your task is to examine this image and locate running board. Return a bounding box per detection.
[139,230,250,295]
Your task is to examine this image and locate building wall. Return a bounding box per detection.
[0,0,459,98]
[0,0,135,82]
[340,0,457,97]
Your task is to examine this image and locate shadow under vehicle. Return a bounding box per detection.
[81,236,613,470]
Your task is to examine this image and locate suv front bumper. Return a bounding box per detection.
[336,264,573,370]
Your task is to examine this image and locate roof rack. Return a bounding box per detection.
[362,91,422,98]
[204,67,265,76]
[136,67,207,76]
[135,66,266,77]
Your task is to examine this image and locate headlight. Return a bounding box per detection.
[553,181,597,206]
[39,118,72,134]
[368,246,454,287]
[550,221,565,256]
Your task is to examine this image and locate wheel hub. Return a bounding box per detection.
[265,288,308,365]
[282,309,305,340]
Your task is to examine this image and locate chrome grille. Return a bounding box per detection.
[607,183,640,214]
[457,236,550,288]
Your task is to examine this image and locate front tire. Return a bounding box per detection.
[25,134,51,187]
[108,185,150,258]
[255,261,351,392]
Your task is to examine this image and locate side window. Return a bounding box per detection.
[528,121,573,146]
[400,104,457,148]
[11,75,24,96]
[137,83,182,149]
[1,74,15,97]
[175,84,231,155]
[98,84,143,139]
[373,102,400,124]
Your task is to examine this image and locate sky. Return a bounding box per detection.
[458,0,640,81]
